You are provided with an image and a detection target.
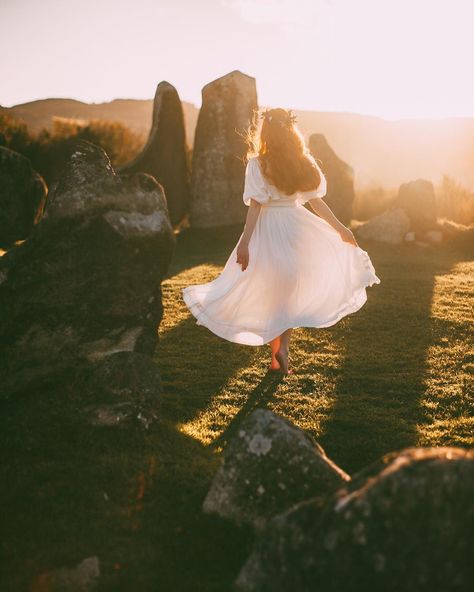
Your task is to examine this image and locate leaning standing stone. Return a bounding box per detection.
[118,81,191,227]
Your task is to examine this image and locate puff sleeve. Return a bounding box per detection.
[242,158,271,206]
[297,161,327,204]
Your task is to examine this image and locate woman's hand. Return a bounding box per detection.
[338,226,359,247]
[236,241,249,271]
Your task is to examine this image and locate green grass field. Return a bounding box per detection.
[2,224,473,591]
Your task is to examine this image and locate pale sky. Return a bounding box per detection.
[1,0,473,119]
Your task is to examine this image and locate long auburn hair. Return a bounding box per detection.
[243,107,322,195]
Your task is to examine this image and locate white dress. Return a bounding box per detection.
[182,156,381,346]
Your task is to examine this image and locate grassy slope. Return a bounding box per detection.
[1,225,472,591]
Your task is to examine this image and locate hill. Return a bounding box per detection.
[2,98,473,191]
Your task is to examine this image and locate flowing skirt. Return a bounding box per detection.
[182,203,381,346]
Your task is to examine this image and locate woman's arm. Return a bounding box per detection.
[236,198,262,271]
[308,198,358,247]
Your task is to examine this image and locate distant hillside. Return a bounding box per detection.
[2,98,473,191]
[1,98,200,150]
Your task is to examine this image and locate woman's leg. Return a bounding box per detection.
[269,335,281,369]
[276,328,293,374]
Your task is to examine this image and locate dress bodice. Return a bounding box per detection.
[243,156,327,208]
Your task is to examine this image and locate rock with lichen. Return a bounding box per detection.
[203,409,350,529]
[190,70,258,228]
[0,140,174,416]
[236,446,474,592]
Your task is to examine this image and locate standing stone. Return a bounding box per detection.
[190,70,258,228]
[392,179,437,235]
[118,81,191,227]
[308,134,354,225]
[0,146,48,248]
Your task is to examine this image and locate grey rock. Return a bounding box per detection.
[355,208,410,244]
[82,351,162,428]
[0,140,174,403]
[190,70,258,228]
[44,141,168,222]
[118,81,191,227]
[82,402,139,427]
[86,350,162,400]
[439,220,474,251]
[49,555,100,592]
[236,447,474,592]
[308,134,354,226]
[424,229,443,243]
[392,179,437,234]
[203,409,350,529]
[0,146,47,248]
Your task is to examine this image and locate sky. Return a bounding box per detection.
[1,0,473,119]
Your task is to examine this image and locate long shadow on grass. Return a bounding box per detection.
[210,371,285,450]
[156,314,255,424]
[157,224,263,424]
[0,384,253,592]
[317,243,466,474]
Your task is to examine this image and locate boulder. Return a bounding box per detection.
[0,140,174,409]
[236,447,474,592]
[355,208,410,244]
[392,179,437,234]
[190,70,258,228]
[81,350,162,428]
[308,134,354,225]
[439,219,474,250]
[424,229,443,243]
[0,146,48,248]
[42,556,100,592]
[203,409,350,529]
[118,81,191,227]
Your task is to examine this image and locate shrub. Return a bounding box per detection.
[0,113,145,186]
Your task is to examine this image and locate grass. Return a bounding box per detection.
[1,223,473,591]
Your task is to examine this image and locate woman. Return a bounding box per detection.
[182,108,380,374]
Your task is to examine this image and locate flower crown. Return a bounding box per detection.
[260,109,297,128]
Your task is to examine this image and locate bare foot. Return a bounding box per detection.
[269,353,281,370]
[275,348,291,374]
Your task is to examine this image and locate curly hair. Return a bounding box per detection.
[243,107,322,196]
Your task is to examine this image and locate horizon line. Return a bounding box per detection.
[2,95,473,124]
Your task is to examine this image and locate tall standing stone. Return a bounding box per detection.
[190,70,258,228]
[118,81,191,227]
[309,134,355,226]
